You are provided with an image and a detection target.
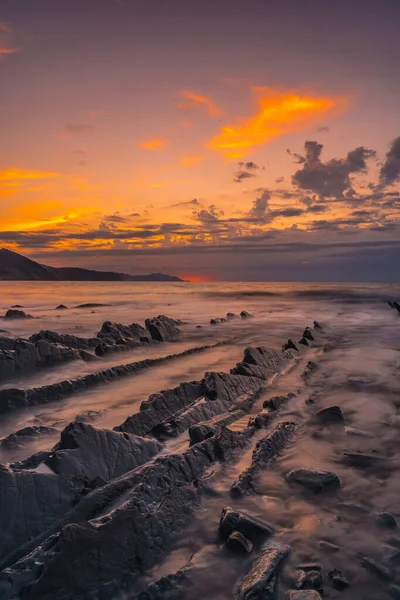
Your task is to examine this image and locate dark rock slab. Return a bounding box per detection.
[340,451,387,469]
[226,531,253,554]
[286,468,340,493]
[203,371,264,403]
[263,393,296,410]
[377,512,397,529]
[0,426,57,450]
[44,422,163,482]
[360,556,395,580]
[0,428,250,600]
[240,311,252,318]
[231,421,297,497]
[235,543,290,600]
[97,320,150,344]
[29,329,97,350]
[118,381,204,437]
[301,361,318,380]
[316,406,344,425]
[189,409,246,445]
[0,344,218,415]
[145,315,181,341]
[0,465,86,564]
[232,347,290,381]
[4,309,33,320]
[328,568,350,590]
[219,507,275,543]
[55,305,68,310]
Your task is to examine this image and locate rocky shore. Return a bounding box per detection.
[0,298,399,599]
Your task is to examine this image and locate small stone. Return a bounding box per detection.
[377,512,397,529]
[240,311,252,319]
[345,426,373,438]
[341,451,386,468]
[360,556,395,580]
[56,305,68,310]
[286,468,340,493]
[316,405,344,425]
[303,328,314,341]
[299,338,309,346]
[4,309,33,320]
[313,321,322,330]
[328,568,350,590]
[318,540,340,553]
[226,531,253,554]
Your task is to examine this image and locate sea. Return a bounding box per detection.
[1,281,400,599]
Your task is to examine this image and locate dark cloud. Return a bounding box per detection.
[379,136,400,187]
[275,176,284,183]
[291,140,376,199]
[317,126,330,133]
[194,204,224,224]
[130,212,141,217]
[306,204,328,214]
[233,170,256,183]
[103,214,129,223]
[238,161,260,170]
[248,189,270,221]
[66,124,94,135]
[170,198,200,207]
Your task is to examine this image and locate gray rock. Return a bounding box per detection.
[55,305,68,310]
[231,422,297,497]
[232,346,290,381]
[345,426,373,438]
[4,309,33,320]
[44,422,163,482]
[301,361,318,380]
[328,569,350,590]
[377,512,397,529]
[317,540,340,553]
[360,556,395,580]
[188,409,246,445]
[235,543,290,600]
[219,507,275,543]
[226,531,253,554]
[0,428,250,599]
[0,464,86,563]
[240,311,252,318]
[316,405,344,425]
[0,426,57,450]
[286,467,340,493]
[263,393,296,410]
[145,315,181,341]
[340,451,387,469]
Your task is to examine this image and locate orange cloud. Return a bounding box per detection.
[179,155,204,168]
[139,138,168,151]
[177,90,223,117]
[0,168,61,183]
[208,88,349,159]
[0,46,22,59]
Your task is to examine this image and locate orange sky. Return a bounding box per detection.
[0,0,399,280]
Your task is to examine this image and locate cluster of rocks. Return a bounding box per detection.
[0,320,321,599]
[210,311,252,324]
[0,314,181,382]
[388,301,400,314]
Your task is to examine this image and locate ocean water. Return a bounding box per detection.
[1,281,400,599]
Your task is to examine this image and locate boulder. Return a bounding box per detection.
[226,531,253,554]
[4,309,33,320]
[289,592,321,600]
[55,305,68,310]
[316,405,344,425]
[0,426,57,450]
[219,507,275,543]
[240,311,252,318]
[235,543,290,600]
[286,468,340,493]
[145,315,181,341]
[328,569,350,590]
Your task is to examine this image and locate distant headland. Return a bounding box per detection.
[0,248,185,282]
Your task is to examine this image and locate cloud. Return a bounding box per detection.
[139,138,168,151]
[238,161,260,170]
[248,189,271,221]
[0,46,22,59]
[275,176,284,183]
[0,22,12,33]
[65,124,94,135]
[87,109,111,118]
[194,204,225,224]
[291,140,376,198]
[208,88,348,159]
[379,136,400,187]
[179,155,204,167]
[170,199,200,208]
[0,169,61,183]
[233,170,256,183]
[317,126,330,132]
[177,90,222,117]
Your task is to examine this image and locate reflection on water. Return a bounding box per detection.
[1,281,400,598]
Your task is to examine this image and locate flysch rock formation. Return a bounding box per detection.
[0,319,323,600]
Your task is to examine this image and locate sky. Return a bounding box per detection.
[0,0,400,281]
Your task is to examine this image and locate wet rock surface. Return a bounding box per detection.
[235,543,290,599]
[286,468,340,493]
